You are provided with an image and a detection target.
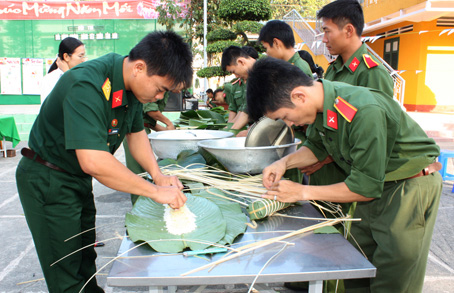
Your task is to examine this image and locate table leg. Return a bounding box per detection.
[2,137,6,158]
[308,280,323,293]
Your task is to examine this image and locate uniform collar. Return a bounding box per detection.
[331,43,368,74]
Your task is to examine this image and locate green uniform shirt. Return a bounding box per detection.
[143,92,170,127]
[29,53,144,176]
[324,43,394,98]
[304,80,439,198]
[288,52,313,78]
[228,78,247,114]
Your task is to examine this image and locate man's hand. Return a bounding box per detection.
[262,179,304,203]
[299,156,334,175]
[152,173,186,209]
[262,159,287,189]
[153,173,184,190]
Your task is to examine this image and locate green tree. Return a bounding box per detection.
[156,0,183,31]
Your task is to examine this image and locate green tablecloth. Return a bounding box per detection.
[0,116,20,148]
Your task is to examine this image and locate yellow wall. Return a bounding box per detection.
[362,0,427,23]
[366,20,454,112]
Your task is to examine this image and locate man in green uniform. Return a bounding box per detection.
[16,31,192,292]
[258,20,313,77]
[302,0,395,185]
[221,46,258,132]
[247,57,442,293]
[124,92,175,205]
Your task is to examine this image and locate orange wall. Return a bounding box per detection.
[366,20,454,112]
[362,0,427,23]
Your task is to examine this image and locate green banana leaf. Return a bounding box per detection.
[126,194,227,253]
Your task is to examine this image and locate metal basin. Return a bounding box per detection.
[198,137,301,174]
[148,130,234,160]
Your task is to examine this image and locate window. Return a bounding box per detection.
[384,37,399,70]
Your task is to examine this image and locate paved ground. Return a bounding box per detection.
[1,112,454,292]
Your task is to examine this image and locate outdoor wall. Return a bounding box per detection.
[362,0,427,23]
[0,18,159,105]
[366,19,454,112]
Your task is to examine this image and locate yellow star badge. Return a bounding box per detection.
[102,78,111,101]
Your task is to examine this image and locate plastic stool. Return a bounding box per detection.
[438,149,454,181]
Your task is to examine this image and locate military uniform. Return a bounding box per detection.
[16,53,144,292]
[310,43,395,186]
[124,93,170,205]
[228,78,247,114]
[288,52,313,78]
[304,79,442,292]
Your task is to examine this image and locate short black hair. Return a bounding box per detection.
[129,31,193,89]
[221,46,255,71]
[206,88,214,94]
[317,0,364,37]
[258,20,295,49]
[213,88,223,96]
[247,57,314,121]
[242,46,259,59]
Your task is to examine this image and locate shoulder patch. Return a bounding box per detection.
[363,54,379,69]
[102,78,111,101]
[334,96,357,122]
[348,57,360,72]
[112,90,123,108]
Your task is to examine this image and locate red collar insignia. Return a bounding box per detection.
[327,109,338,129]
[348,57,360,72]
[112,90,123,108]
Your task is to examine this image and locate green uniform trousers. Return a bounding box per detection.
[345,172,442,293]
[16,157,104,293]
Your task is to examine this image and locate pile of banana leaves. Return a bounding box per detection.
[174,107,229,130]
[125,151,249,253]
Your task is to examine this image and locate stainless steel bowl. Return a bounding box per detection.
[198,137,301,174]
[148,130,234,160]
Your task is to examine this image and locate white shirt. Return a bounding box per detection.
[40,68,64,104]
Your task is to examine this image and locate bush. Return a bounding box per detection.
[233,21,263,34]
[207,40,241,54]
[218,0,271,22]
[197,66,230,78]
[207,28,237,42]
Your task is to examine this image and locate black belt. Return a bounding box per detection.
[21,148,68,173]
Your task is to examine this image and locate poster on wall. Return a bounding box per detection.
[22,58,44,95]
[45,59,55,75]
[0,57,22,95]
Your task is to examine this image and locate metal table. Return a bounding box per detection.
[107,203,375,292]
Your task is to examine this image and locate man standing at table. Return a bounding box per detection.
[246,57,442,293]
[302,0,395,184]
[258,20,313,77]
[16,31,192,293]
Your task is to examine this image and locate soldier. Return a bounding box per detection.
[247,57,442,293]
[303,0,395,185]
[258,20,313,77]
[16,31,192,292]
[221,46,258,132]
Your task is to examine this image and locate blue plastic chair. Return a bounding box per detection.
[438,149,454,181]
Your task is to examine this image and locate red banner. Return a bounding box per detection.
[0,0,189,20]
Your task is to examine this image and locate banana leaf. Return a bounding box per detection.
[126,194,227,253]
